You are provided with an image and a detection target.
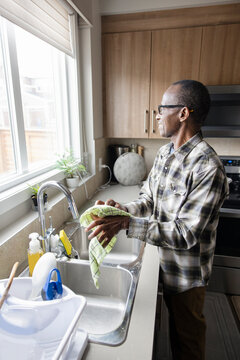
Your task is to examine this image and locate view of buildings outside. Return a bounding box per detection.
[0,51,15,178]
[0,23,60,182]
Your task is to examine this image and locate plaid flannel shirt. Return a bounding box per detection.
[125,133,229,294]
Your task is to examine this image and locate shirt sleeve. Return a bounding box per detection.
[127,166,228,250]
[123,152,161,217]
[124,174,154,217]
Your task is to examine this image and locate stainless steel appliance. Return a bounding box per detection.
[202,85,240,137]
[208,156,240,295]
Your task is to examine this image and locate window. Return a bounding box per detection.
[0,38,15,179]
[0,15,79,192]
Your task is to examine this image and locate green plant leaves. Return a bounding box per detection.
[56,149,85,178]
[27,183,40,195]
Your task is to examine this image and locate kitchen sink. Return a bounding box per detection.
[57,255,144,346]
[63,222,143,265]
[15,218,145,346]
[56,222,145,345]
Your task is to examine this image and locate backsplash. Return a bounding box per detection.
[0,138,109,279]
[107,138,240,173]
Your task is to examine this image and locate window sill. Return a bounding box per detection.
[0,172,94,246]
[0,169,66,216]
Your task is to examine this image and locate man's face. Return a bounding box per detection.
[156,85,182,138]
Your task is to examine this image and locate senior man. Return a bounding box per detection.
[86,80,229,360]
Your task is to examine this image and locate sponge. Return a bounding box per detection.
[59,230,72,256]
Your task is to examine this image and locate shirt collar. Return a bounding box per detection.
[161,132,203,162]
[161,142,174,158]
[173,132,203,163]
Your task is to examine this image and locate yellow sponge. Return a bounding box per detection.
[59,230,72,256]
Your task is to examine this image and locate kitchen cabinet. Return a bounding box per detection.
[102,31,151,138]
[199,24,240,85]
[149,27,202,138]
[102,4,240,139]
[103,27,202,139]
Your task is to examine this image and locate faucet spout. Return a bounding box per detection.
[37,181,79,252]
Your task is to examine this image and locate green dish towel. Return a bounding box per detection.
[80,204,131,289]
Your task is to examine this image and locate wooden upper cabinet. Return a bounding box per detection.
[102,31,151,138]
[102,5,240,139]
[199,24,240,85]
[149,27,202,138]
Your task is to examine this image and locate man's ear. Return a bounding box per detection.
[179,107,190,122]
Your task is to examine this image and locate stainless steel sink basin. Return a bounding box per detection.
[63,222,142,265]
[55,220,145,345]
[57,255,144,346]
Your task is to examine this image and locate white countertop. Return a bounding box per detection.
[77,184,160,360]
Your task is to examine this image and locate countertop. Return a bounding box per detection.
[76,184,160,360]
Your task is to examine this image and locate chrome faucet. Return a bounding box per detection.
[37,181,79,252]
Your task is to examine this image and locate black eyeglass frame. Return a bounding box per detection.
[158,104,194,114]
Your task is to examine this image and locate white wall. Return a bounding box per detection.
[76,0,103,143]
[68,0,93,23]
[91,0,103,140]
[100,0,239,14]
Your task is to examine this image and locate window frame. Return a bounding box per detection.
[0,15,82,194]
[0,12,89,222]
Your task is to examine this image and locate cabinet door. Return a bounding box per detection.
[102,32,151,138]
[199,24,240,85]
[150,27,202,138]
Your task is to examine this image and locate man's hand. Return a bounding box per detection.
[85,214,130,246]
[95,199,128,212]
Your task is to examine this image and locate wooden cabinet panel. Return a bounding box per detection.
[102,4,240,34]
[199,24,240,85]
[102,19,240,139]
[149,27,202,138]
[102,32,151,138]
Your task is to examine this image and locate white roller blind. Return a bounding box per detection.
[0,0,75,56]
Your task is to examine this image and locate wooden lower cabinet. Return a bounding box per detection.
[149,27,202,138]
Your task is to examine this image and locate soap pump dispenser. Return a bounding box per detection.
[28,232,43,276]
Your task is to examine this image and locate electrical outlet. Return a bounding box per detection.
[99,157,102,172]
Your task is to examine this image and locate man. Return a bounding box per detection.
[86,80,229,359]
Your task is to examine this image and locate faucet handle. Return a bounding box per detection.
[49,216,53,230]
[46,216,55,237]
[46,227,55,237]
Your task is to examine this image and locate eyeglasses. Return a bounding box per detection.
[158,104,194,115]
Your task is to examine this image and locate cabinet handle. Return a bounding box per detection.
[144,110,148,133]
[152,110,156,133]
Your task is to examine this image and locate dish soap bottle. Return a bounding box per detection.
[28,232,43,276]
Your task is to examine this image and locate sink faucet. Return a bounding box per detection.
[37,181,79,252]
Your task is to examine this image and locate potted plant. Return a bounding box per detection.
[56,150,85,188]
[28,184,48,211]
